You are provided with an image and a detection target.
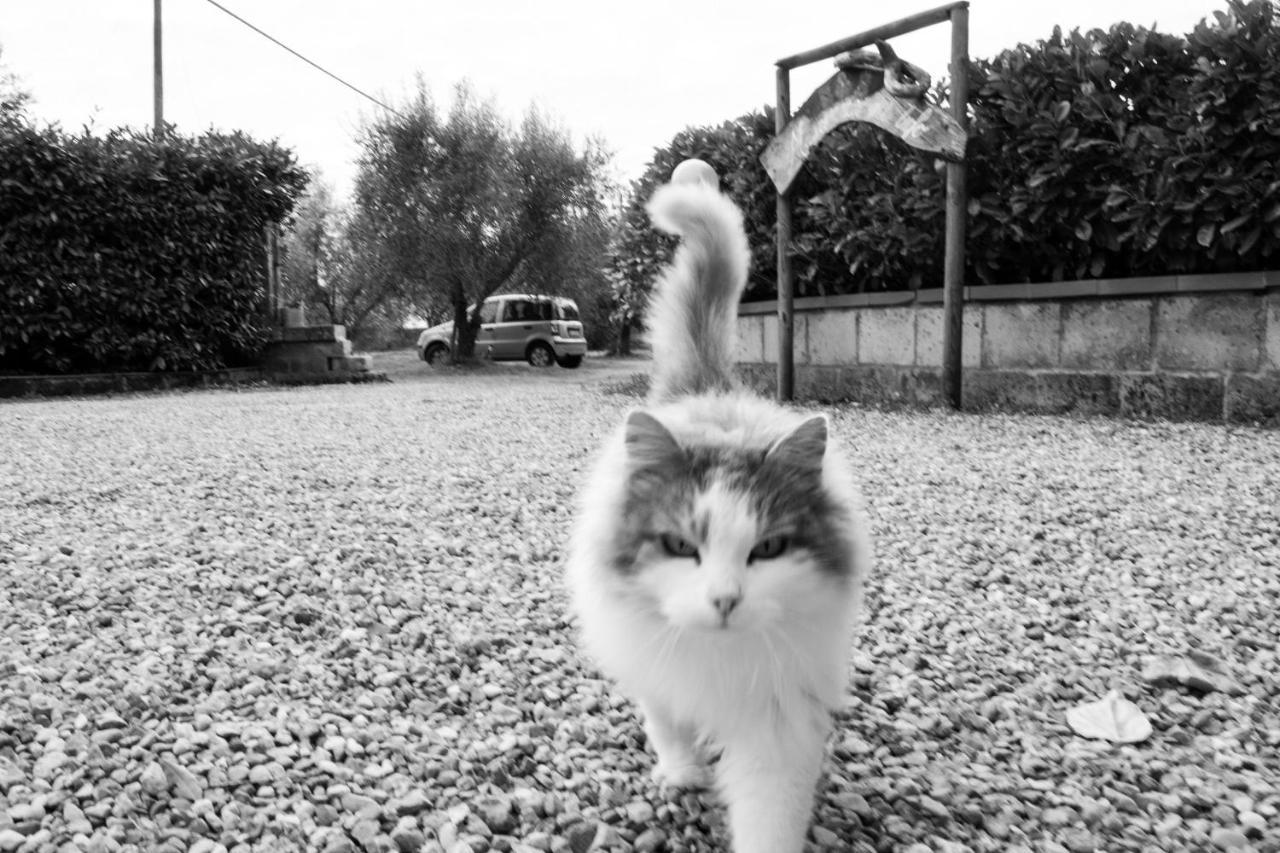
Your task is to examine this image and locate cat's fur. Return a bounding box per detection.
[566,179,871,853]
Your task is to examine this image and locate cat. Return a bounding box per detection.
[565,171,871,853]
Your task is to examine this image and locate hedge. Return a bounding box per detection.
[612,0,1280,303]
[0,119,307,374]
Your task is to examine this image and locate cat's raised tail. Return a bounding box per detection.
[644,182,751,403]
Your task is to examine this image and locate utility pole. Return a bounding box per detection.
[153,0,164,138]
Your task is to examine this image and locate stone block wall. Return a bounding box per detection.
[737,272,1280,425]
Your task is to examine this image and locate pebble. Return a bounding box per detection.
[7,803,44,823]
[919,795,951,821]
[811,826,842,847]
[393,790,432,816]
[624,800,655,824]
[140,762,168,795]
[476,794,517,835]
[1238,810,1266,835]
[1210,827,1251,850]
[565,822,597,853]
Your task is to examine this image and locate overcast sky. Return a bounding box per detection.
[1,1,1225,201]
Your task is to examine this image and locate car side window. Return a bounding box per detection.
[532,300,553,321]
[504,299,534,323]
[478,301,498,324]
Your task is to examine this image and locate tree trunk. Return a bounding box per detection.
[616,312,633,356]
[451,298,476,361]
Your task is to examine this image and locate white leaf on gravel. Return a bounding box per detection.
[1066,689,1152,744]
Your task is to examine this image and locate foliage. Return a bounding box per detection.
[0,120,307,374]
[279,175,340,324]
[1,45,29,122]
[347,81,613,360]
[615,0,1280,302]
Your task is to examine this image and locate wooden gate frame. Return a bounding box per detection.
[768,1,970,407]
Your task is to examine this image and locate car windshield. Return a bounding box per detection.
[556,302,580,321]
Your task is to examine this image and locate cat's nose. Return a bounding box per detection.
[712,594,741,619]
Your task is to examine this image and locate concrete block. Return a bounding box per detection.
[753,314,810,366]
[914,305,982,369]
[982,302,1060,369]
[328,355,372,373]
[962,369,1120,416]
[261,340,352,373]
[1225,372,1280,426]
[1155,293,1263,372]
[735,315,766,364]
[963,369,1042,412]
[1061,299,1153,370]
[796,365,840,402]
[1266,291,1280,370]
[735,363,773,396]
[904,368,945,408]
[1034,372,1122,416]
[856,307,914,366]
[1119,373,1224,422]
[807,309,859,366]
[276,325,347,343]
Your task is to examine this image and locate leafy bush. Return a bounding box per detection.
[614,0,1280,305]
[0,120,307,374]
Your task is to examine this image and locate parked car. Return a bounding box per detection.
[417,294,588,368]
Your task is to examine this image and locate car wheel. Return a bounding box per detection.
[526,342,555,367]
[556,354,583,369]
[424,344,450,366]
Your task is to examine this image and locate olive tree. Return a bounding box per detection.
[349,81,611,360]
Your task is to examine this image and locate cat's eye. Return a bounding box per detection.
[749,536,789,562]
[659,534,700,560]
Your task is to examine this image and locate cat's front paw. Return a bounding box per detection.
[651,761,713,793]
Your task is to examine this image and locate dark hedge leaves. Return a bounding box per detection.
[0,120,307,374]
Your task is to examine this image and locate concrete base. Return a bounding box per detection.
[0,368,266,399]
[262,325,376,379]
[739,363,1280,426]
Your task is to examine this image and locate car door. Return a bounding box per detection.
[490,297,534,359]
[473,299,499,357]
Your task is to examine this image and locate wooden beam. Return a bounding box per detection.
[941,4,970,409]
[776,1,968,70]
[775,66,795,403]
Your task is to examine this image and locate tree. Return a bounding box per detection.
[349,81,612,361]
[1,45,30,123]
[279,174,339,322]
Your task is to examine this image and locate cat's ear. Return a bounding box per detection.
[766,416,827,474]
[624,410,683,472]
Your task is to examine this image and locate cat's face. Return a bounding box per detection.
[610,411,854,632]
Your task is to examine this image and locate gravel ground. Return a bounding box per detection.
[1,357,1278,853]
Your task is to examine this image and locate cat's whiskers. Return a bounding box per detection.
[649,625,684,686]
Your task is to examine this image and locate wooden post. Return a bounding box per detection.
[265,225,280,324]
[775,66,795,403]
[153,0,164,138]
[941,4,969,409]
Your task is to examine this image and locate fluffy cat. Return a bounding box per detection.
[566,174,871,853]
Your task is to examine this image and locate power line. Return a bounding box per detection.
[201,0,406,118]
